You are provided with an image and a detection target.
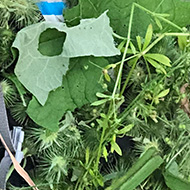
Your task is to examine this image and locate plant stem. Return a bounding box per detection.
[133,3,183,31]
[114,54,139,67]
[119,53,186,122]
[112,2,189,97]
[141,34,165,55]
[141,32,190,56]
[75,157,94,190]
[144,57,152,80]
[154,0,166,12]
[89,60,104,70]
[113,32,128,40]
[95,124,106,171]
[157,15,183,31]
[165,33,190,37]
[112,3,135,99]
[120,57,138,96]
[165,143,187,169]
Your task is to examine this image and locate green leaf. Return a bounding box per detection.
[146,58,166,74]
[103,146,108,162]
[104,72,111,82]
[38,28,67,56]
[111,141,122,156]
[91,99,108,106]
[39,11,120,58]
[100,113,108,119]
[118,40,126,51]
[5,73,27,106]
[64,0,190,39]
[121,48,134,54]
[85,147,90,165]
[145,53,171,67]
[142,24,153,50]
[96,92,110,98]
[127,49,134,54]
[167,161,180,176]
[116,124,134,134]
[157,88,170,98]
[130,42,137,54]
[96,176,104,187]
[136,36,142,51]
[13,23,69,106]
[154,17,163,30]
[89,169,95,178]
[178,36,187,50]
[13,12,120,105]
[27,57,108,131]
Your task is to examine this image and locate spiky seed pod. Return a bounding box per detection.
[25,127,63,154]
[10,98,30,125]
[26,112,83,157]
[130,66,145,86]
[11,0,42,28]
[58,112,84,157]
[82,127,100,151]
[0,0,42,28]
[0,27,15,70]
[0,79,17,106]
[40,154,69,184]
[61,125,83,157]
[0,0,12,27]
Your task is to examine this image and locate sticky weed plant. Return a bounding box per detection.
[1,1,190,190]
[71,3,190,190]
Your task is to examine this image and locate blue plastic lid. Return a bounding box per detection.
[37,1,67,16]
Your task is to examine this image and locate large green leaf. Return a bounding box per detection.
[13,11,120,105]
[42,11,120,57]
[13,24,69,106]
[64,0,190,38]
[27,57,108,131]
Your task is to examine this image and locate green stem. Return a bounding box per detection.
[112,3,135,99]
[89,60,104,70]
[112,2,189,97]
[133,3,183,31]
[75,157,94,190]
[142,32,190,56]
[113,32,128,40]
[119,53,186,122]
[114,54,140,67]
[157,15,183,31]
[120,57,138,96]
[141,34,165,55]
[166,143,187,169]
[95,125,106,171]
[144,57,152,80]
[165,33,190,37]
[3,73,27,107]
[154,0,166,12]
